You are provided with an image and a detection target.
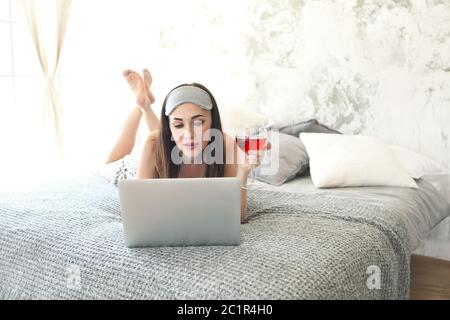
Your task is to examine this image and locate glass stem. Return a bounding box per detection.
[249,164,255,182]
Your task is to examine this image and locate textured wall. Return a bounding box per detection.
[62,0,450,167]
[145,0,450,166]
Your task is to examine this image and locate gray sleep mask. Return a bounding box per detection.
[165,85,213,116]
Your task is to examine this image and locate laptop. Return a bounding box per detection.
[118,177,241,247]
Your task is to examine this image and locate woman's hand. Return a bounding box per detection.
[232,137,271,225]
[237,141,271,180]
[123,69,155,113]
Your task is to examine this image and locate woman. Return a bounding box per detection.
[101,69,267,223]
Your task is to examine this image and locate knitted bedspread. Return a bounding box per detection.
[1,173,443,299]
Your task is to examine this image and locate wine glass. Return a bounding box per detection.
[235,128,268,187]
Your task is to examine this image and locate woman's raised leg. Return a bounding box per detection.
[104,69,156,164]
[104,107,143,164]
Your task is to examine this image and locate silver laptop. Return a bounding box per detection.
[118,177,241,247]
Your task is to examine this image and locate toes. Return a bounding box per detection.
[142,69,154,101]
[123,70,133,77]
[143,69,153,86]
[124,71,139,84]
[148,92,155,104]
[129,72,142,83]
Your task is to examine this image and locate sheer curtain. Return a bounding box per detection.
[18,0,72,157]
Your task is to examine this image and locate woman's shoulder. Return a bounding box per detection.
[222,132,239,177]
[223,132,236,147]
[223,132,238,158]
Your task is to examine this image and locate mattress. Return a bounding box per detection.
[254,172,450,260]
[0,171,448,299]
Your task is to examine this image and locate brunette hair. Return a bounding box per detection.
[154,83,225,178]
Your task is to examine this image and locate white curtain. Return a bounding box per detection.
[18,0,72,157]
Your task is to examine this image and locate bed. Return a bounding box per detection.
[0,170,448,299]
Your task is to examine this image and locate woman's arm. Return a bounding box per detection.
[236,165,251,223]
[223,133,249,223]
[224,163,249,224]
[223,132,271,223]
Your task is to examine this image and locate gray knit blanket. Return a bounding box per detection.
[1,173,434,299]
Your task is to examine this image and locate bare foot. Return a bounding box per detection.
[142,69,156,104]
[123,69,150,111]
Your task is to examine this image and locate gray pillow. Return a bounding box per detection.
[265,118,341,137]
[253,132,309,186]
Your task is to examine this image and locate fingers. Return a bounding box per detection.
[245,152,262,166]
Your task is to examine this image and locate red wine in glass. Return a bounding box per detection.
[235,137,267,154]
[235,128,268,189]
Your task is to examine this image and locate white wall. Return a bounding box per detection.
[59,0,450,168]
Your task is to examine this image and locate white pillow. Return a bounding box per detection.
[389,145,448,179]
[300,133,418,189]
